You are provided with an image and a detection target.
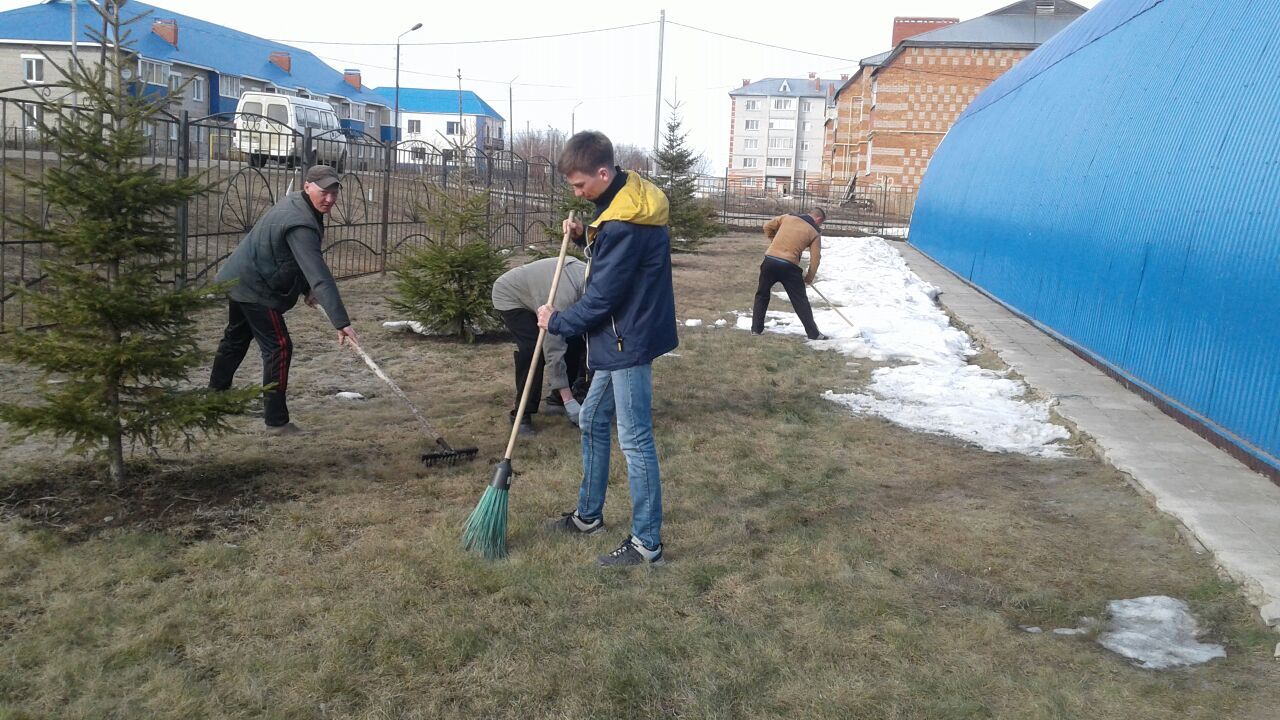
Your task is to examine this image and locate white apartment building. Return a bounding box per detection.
[727,75,839,194]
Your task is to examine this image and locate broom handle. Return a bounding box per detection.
[503,211,576,460]
[318,306,449,446]
[810,282,857,331]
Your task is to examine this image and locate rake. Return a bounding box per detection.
[810,282,859,333]
[321,307,478,467]
[463,211,577,559]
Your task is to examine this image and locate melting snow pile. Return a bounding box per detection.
[742,236,1069,457]
[1097,596,1226,669]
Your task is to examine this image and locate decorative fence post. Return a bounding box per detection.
[379,142,394,275]
[175,111,190,289]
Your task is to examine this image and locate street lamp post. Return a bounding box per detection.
[507,75,518,153]
[571,101,583,136]
[394,22,423,142]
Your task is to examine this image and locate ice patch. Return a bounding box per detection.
[335,392,365,400]
[383,320,430,335]
[684,319,703,327]
[1097,596,1226,670]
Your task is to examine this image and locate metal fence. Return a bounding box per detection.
[1,98,913,332]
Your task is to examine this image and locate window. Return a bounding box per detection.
[773,98,793,110]
[447,121,462,135]
[265,103,288,124]
[19,102,42,128]
[168,72,182,94]
[220,75,242,99]
[743,138,758,149]
[407,119,421,134]
[191,76,204,102]
[766,157,792,168]
[22,55,44,83]
[741,178,757,188]
[802,121,813,132]
[741,157,758,168]
[801,141,811,151]
[801,100,813,112]
[767,136,793,149]
[744,119,760,131]
[139,59,170,86]
[768,118,794,131]
[366,108,378,127]
[799,160,809,170]
[338,102,352,120]
[744,99,760,110]
[242,101,262,115]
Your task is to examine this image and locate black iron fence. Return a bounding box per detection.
[1,98,913,332]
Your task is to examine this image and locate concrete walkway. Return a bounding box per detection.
[896,241,1280,630]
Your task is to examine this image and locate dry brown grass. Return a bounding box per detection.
[1,232,1277,719]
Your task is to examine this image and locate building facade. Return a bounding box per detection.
[370,87,504,152]
[0,0,392,138]
[823,1,1087,195]
[727,75,838,194]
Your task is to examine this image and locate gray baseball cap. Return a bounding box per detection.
[304,165,341,190]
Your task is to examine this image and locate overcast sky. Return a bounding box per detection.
[1,0,1100,172]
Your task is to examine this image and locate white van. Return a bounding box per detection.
[233,92,347,171]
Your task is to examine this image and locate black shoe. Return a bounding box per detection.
[518,419,536,437]
[750,330,763,336]
[808,333,829,341]
[598,535,665,566]
[546,511,604,535]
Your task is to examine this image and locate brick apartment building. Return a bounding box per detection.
[823,0,1088,197]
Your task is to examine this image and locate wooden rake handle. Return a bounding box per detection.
[503,211,577,461]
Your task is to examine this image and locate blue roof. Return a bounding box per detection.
[0,1,388,109]
[370,87,503,120]
[729,77,840,98]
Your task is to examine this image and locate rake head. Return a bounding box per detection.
[421,445,479,467]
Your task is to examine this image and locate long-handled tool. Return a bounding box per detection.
[320,307,478,467]
[810,282,858,332]
[463,211,577,559]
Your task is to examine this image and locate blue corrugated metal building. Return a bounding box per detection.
[910,0,1280,475]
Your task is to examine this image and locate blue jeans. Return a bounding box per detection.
[576,364,663,549]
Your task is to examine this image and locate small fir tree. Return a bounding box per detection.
[654,106,721,252]
[391,139,506,342]
[0,1,258,485]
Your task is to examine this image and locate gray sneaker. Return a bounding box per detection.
[263,422,305,436]
[546,511,604,535]
[598,535,665,567]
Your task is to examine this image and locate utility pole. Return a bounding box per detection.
[508,75,517,152]
[652,9,665,170]
[457,68,464,147]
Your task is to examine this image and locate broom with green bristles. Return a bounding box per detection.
[463,212,577,559]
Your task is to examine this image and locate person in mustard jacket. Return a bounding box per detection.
[751,208,829,340]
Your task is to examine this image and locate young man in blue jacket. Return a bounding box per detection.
[536,131,679,566]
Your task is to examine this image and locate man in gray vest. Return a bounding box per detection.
[209,165,357,435]
[492,256,588,434]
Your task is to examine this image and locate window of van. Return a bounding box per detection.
[242,101,262,115]
[266,104,288,124]
[300,107,320,128]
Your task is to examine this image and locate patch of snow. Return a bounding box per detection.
[684,319,703,327]
[714,319,727,328]
[1097,596,1226,670]
[383,320,430,336]
[335,392,365,400]
[739,236,1067,457]
[1020,626,1043,634]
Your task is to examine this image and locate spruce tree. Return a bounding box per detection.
[391,137,505,342]
[0,1,257,485]
[654,106,721,252]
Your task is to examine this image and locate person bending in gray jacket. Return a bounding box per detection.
[492,256,588,434]
[208,165,357,436]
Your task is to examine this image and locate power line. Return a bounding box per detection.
[269,20,657,47]
[667,21,860,63]
[309,52,570,88]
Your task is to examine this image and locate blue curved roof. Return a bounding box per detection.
[370,87,503,119]
[0,0,388,108]
[910,0,1280,473]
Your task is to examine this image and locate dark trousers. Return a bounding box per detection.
[751,256,822,339]
[209,300,293,426]
[500,308,586,419]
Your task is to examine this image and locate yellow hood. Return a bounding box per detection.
[587,171,669,242]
